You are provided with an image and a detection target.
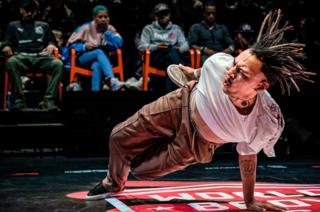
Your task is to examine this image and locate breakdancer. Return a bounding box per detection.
[86,9,315,211]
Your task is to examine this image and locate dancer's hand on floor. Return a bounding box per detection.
[246,200,286,211]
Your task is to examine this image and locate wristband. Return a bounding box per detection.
[200,46,205,54]
[229,45,235,52]
[193,69,199,80]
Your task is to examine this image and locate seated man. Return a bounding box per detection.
[1,0,64,111]
[188,0,234,65]
[138,3,189,92]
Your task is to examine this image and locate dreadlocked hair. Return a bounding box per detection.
[251,9,315,95]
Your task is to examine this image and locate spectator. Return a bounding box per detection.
[137,3,189,92]
[188,0,234,65]
[1,0,64,111]
[66,5,124,91]
[234,22,256,55]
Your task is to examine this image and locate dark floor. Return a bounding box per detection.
[1,90,320,211]
[1,153,319,212]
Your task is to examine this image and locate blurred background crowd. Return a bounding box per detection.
[0,0,319,102]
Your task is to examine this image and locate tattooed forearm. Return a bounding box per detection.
[240,159,255,178]
[239,154,257,205]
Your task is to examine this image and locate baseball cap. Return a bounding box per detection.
[154,3,170,15]
[239,23,255,33]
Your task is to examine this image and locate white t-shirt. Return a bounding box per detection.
[196,53,284,157]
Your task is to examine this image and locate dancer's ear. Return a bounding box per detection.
[256,80,269,91]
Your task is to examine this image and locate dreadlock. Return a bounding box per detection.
[251,9,315,95]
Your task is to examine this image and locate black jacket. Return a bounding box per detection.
[3,20,56,53]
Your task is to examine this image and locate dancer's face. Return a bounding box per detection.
[223,49,269,100]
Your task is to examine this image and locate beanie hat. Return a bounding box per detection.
[92,5,108,16]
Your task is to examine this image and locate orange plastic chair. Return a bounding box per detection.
[69,48,124,85]
[3,49,63,111]
[142,48,196,91]
[194,49,201,69]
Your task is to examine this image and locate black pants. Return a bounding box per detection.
[150,48,183,92]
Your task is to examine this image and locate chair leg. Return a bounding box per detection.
[3,71,9,111]
[142,65,149,91]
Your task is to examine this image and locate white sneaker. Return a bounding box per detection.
[110,77,125,91]
[125,77,143,91]
[21,76,31,90]
[66,82,82,92]
[126,77,138,84]
[102,83,110,90]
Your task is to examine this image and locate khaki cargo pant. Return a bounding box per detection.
[105,81,220,191]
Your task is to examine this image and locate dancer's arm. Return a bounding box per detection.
[239,154,286,211]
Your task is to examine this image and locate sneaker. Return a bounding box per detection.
[86,181,113,201]
[125,77,143,91]
[39,99,58,111]
[126,77,138,84]
[66,82,82,92]
[12,99,27,111]
[110,77,125,91]
[102,83,110,91]
[21,76,32,90]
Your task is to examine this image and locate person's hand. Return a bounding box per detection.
[204,47,215,56]
[157,43,169,49]
[1,46,13,58]
[85,43,98,50]
[246,200,286,211]
[178,64,197,81]
[43,44,57,56]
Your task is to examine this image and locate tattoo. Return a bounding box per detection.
[240,159,255,178]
